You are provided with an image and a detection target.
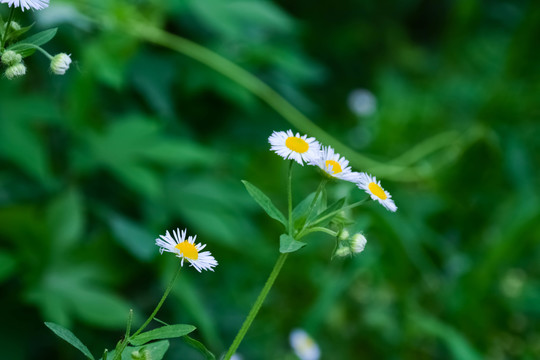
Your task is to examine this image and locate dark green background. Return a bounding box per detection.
[0,0,539,359]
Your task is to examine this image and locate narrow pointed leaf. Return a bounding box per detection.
[8,28,58,57]
[45,322,95,360]
[130,324,196,346]
[279,234,306,253]
[242,180,287,227]
[309,198,346,227]
[182,335,216,360]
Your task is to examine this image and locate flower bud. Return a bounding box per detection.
[9,21,22,31]
[1,50,22,66]
[50,53,72,75]
[334,231,367,257]
[5,63,26,80]
[131,349,151,360]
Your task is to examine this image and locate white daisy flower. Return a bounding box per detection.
[289,328,320,360]
[268,130,320,165]
[156,228,218,272]
[0,0,49,11]
[50,53,71,75]
[308,146,358,182]
[356,172,397,212]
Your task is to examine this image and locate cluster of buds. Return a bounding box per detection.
[334,230,367,257]
[1,49,26,79]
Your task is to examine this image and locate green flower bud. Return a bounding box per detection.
[9,21,22,31]
[50,53,72,75]
[1,50,22,66]
[5,63,26,80]
[131,348,151,360]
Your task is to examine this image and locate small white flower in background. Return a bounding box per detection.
[156,228,218,272]
[289,328,320,360]
[269,130,321,166]
[0,0,49,11]
[308,145,358,182]
[4,63,26,80]
[229,354,243,360]
[347,88,377,117]
[50,53,71,75]
[356,172,397,212]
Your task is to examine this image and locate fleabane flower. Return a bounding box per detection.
[269,130,320,165]
[156,228,218,272]
[356,172,397,212]
[289,328,320,360]
[50,53,71,75]
[308,145,358,182]
[0,0,49,11]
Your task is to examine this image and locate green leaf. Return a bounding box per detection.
[241,180,287,227]
[279,234,306,253]
[182,335,216,360]
[104,340,169,360]
[5,23,34,43]
[45,322,95,360]
[107,212,156,262]
[309,198,346,227]
[8,28,57,58]
[130,324,196,346]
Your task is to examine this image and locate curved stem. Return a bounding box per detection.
[297,226,337,240]
[1,7,15,51]
[223,253,288,359]
[112,263,182,360]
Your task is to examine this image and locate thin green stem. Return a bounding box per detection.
[297,226,337,240]
[287,161,294,236]
[1,7,15,51]
[112,263,182,360]
[21,44,53,59]
[223,253,288,359]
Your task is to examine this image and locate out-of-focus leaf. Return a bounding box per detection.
[188,0,294,39]
[107,212,156,262]
[279,234,305,253]
[45,322,95,360]
[242,180,287,227]
[0,251,16,283]
[46,189,84,251]
[130,324,196,346]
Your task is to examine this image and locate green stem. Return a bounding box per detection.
[223,253,288,359]
[297,226,337,240]
[301,198,370,232]
[287,161,294,236]
[112,263,182,360]
[1,7,15,51]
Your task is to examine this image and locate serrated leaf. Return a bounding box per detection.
[241,180,287,227]
[130,324,196,346]
[182,335,216,360]
[8,28,57,58]
[279,234,306,253]
[45,322,95,360]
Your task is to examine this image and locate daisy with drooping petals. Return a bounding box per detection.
[156,228,218,272]
[356,172,397,212]
[269,130,320,165]
[0,0,49,11]
[308,145,358,182]
[289,328,320,360]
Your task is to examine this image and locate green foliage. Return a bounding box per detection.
[1,0,540,359]
[45,322,95,360]
[7,28,57,57]
[130,324,196,346]
[242,180,287,227]
[279,234,305,254]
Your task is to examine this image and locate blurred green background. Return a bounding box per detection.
[1,0,539,359]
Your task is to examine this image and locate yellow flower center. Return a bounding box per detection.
[368,182,387,200]
[325,160,342,174]
[285,136,309,153]
[175,241,198,260]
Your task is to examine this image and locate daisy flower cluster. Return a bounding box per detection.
[269,129,397,212]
